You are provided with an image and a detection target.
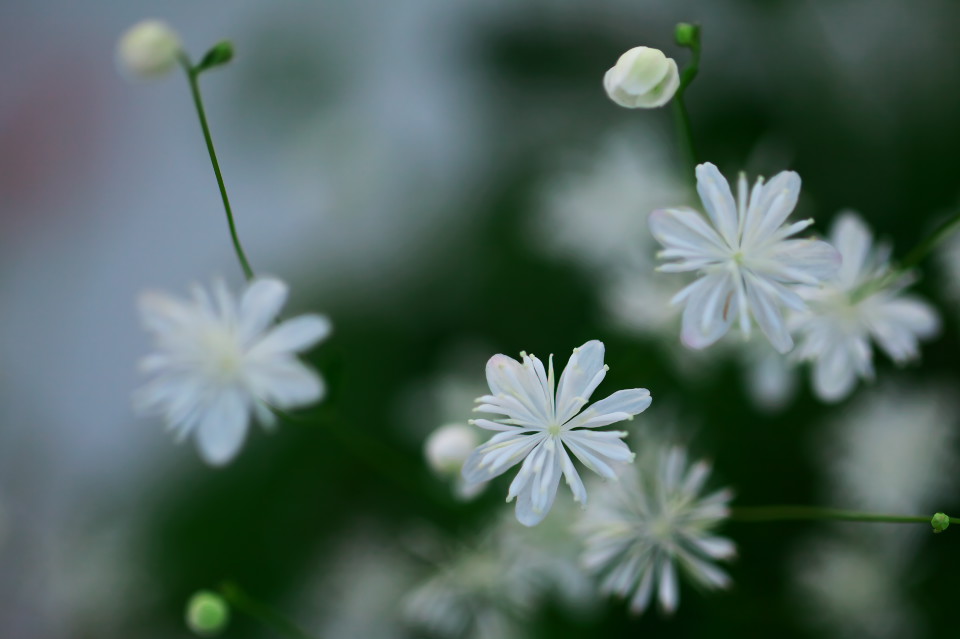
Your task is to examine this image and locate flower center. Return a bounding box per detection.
[547,422,563,437]
[199,329,245,383]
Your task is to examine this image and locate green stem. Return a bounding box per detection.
[179,55,255,281]
[850,208,960,303]
[898,209,960,273]
[219,581,317,639]
[731,505,960,525]
[672,35,701,183]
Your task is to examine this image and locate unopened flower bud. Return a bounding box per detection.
[197,41,235,73]
[675,23,700,48]
[932,512,950,533]
[117,19,182,78]
[185,590,229,636]
[425,423,478,475]
[604,46,680,109]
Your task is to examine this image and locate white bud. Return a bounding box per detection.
[424,423,478,475]
[603,46,680,109]
[117,19,182,78]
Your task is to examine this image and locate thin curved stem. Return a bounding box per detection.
[179,55,255,281]
[731,505,960,525]
[219,581,317,639]
[672,33,701,183]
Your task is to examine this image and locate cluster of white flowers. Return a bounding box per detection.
[650,162,940,402]
[118,22,960,634]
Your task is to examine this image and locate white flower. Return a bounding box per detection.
[533,127,687,273]
[650,162,841,353]
[116,19,182,78]
[462,340,652,526]
[578,446,735,614]
[790,212,939,402]
[604,47,680,109]
[822,382,957,517]
[792,538,919,639]
[135,277,331,466]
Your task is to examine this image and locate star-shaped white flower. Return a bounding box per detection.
[462,340,652,527]
[578,446,735,615]
[650,162,841,353]
[790,212,939,401]
[135,277,331,466]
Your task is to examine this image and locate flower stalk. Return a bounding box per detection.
[672,22,701,182]
[731,505,960,530]
[178,50,255,281]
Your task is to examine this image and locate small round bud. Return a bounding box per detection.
[185,590,229,636]
[117,19,182,78]
[603,46,680,109]
[425,423,479,475]
[931,512,950,533]
[675,23,700,47]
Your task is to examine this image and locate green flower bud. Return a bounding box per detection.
[931,512,950,534]
[197,41,235,72]
[185,590,229,636]
[675,23,700,48]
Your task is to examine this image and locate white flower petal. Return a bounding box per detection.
[657,559,679,613]
[695,163,739,246]
[564,389,651,429]
[195,390,249,466]
[742,169,801,246]
[245,357,324,408]
[239,277,288,340]
[249,314,332,357]
[865,296,940,363]
[743,273,793,353]
[648,208,727,257]
[680,273,735,350]
[763,239,841,285]
[555,340,606,423]
[514,448,561,527]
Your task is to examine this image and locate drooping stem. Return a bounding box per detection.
[179,55,255,281]
[672,23,702,183]
[731,505,959,526]
[219,581,317,639]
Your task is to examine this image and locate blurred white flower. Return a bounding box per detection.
[402,535,541,639]
[823,382,957,517]
[533,128,688,273]
[650,162,840,353]
[462,340,652,526]
[116,19,182,78]
[792,538,919,639]
[578,446,735,614]
[135,277,331,466]
[425,423,485,500]
[403,514,593,639]
[426,423,479,474]
[604,47,680,109]
[791,212,939,402]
